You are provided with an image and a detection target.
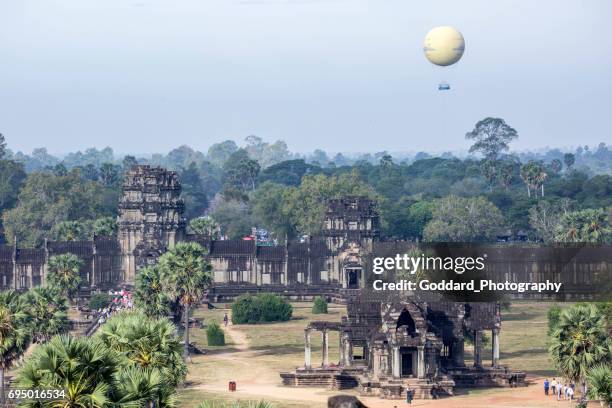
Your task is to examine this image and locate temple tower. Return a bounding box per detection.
[323,196,380,252]
[323,197,380,288]
[117,165,186,284]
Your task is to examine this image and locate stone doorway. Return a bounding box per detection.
[401,347,416,377]
[345,267,361,289]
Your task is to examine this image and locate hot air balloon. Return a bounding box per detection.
[423,26,465,90]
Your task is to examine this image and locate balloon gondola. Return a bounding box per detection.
[438,82,451,91]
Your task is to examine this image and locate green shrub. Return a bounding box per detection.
[231,293,292,324]
[258,293,292,322]
[206,321,226,346]
[312,296,328,314]
[89,293,110,310]
[232,294,261,324]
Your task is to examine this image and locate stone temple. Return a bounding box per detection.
[2,165,609,400]
[281,296,524,399]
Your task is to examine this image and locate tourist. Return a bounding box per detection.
[223,312,229,327]
[567,385,574,401]
[544,378,550,395]
[405,387,413,404]
[556,382,562,401]
[562,384,567,400]
[551,378,557,394]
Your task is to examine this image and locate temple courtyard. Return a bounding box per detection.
[177,301,585,408]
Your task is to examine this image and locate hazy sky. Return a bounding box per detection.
[1,0,611,155]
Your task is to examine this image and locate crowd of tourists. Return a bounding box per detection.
[543,378,575,401]
[96,289,134,325]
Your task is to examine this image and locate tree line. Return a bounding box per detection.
[1,121,611,247]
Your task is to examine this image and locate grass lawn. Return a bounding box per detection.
[182,301,345,407]
[464,302,564,376]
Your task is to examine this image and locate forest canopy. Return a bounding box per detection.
[0,124,611,246]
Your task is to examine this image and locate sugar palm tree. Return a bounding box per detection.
[549,304,611,397]
[520,163,537,198]
[586,364,612,407]
[520,161,543,198]
[47,253,83,303]
[111,366,177,408]
[498,158,518,191]
[550,158,563,174]
[159,242,212,361]
[53,220,85,241]
[581,209,610,243]
[536,169,548,197]
[92,216,118,237]
[189,216,220,239]
[554,209,611,243]
[97,311,186,386]
[481,160,497,191]
[17,335,117,408]
[24,287,69,342]
[134,266,172,318]
[0,291,32,405]
[555,211,582,242]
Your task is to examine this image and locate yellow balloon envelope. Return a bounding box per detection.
[423,26,465,67]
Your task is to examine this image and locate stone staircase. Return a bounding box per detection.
[359,376,454,400]
[280,367,366,389]
[448,366,526,388]
[333,373,360,389]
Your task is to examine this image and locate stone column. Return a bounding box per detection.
[492,328,500,367]
[372,349,380,380]
[322,330,329,367]
[12,237,17,290]
[91,239,96,288]
[344,335,352,367]
[43,238,49,287]
[417,346,425,379]
[283,244,289,284]
[473,330,482,368]
[452,338,465,367]
[306,245,312,284]
[392,346,401,379]
[339,333,346,366]
[304,330,311,369]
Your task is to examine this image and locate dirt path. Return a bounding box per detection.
[193,375,577,408]
[224,319,249,351]
[360,376,583,408]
